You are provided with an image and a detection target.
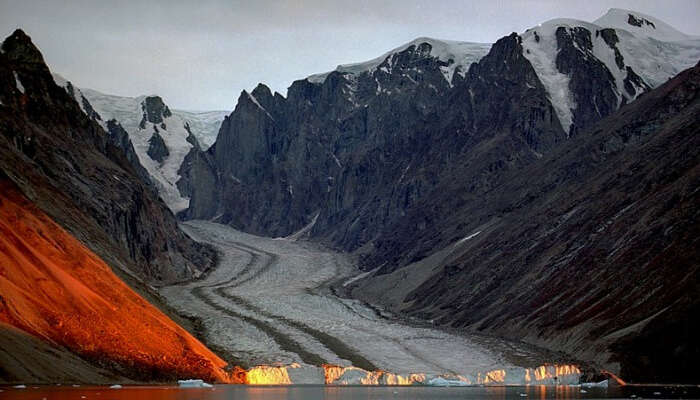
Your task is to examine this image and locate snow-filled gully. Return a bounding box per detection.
[160,220,581,385]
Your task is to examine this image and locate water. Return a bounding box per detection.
[1,385,699,400]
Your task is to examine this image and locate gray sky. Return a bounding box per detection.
[1,0,698,111]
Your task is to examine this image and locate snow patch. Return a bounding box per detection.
[284,211,320,241]
[13,71,24,94]
[342,265,382,287]
[521,24,576,135]
[454,231,481,247]
[246,91,264,111]
[331,153,343,168]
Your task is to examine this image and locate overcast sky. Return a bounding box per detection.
[1,0,698,111]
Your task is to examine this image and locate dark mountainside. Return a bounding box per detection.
[178,17,699,382]
[355,62,700,384]
[0,29,215,285]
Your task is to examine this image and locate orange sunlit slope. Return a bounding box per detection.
[0,181,235,382]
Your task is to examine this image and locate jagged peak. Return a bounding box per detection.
[1,28,48,67]
[238,89,272,117]
[3,28,32,48]
[251,83,273,103]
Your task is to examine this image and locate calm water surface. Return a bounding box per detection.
[1,385,698,399]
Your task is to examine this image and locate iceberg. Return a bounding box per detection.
[426,377,470,387]
[178,379,213,388]
[581,380,609,388]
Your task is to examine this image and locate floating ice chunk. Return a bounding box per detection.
[178,379,213,388]
[581,379,608,387]
[109,384,122,389]
[12,384,26,389]
[426,377,470,386]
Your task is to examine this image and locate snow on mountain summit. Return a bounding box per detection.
[520,9,700,135]
[594,8,696,42]
[307,37,491,85]
[83,90,196,212]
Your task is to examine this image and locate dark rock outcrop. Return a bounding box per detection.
[555,26,620,136]
[147,126,169,163]
[105,119,153,186]
[139,95,171,128]
[0,29,215,285]
[628,13,656,29]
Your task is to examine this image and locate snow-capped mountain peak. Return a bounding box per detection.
[307,37,491,85]
[594,8,695,42]
[520,9,700,135]
[52,75,228,213]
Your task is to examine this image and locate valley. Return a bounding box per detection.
[160,221,581,385]
[0,3,698,388]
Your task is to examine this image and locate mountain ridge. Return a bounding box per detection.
[181,8,698,244]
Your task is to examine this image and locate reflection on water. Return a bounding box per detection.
[1,384,698,400]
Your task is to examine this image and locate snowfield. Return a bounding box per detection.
[52,74,227,213]
[160,221,581,385]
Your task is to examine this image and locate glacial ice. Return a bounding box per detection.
[161,221,583,386]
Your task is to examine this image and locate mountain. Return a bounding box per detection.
[179,34,526,239]
[353,60,700,383]
[0,29,218,287]
[177,9,699,382]
[0,28,237,382]
[51,77,228,213]
[181,9,698,245]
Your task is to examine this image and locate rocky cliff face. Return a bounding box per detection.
[180,34,563,246]
[0,29,215,285]
[104,118,153,186]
